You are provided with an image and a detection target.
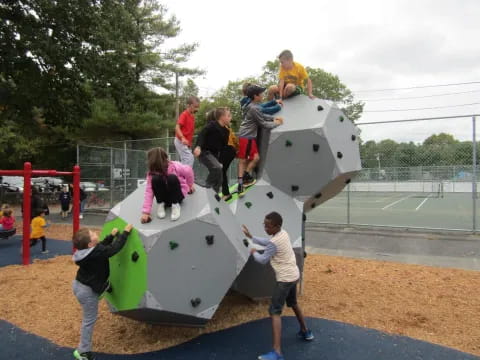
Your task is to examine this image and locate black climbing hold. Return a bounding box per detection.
[339,116,344,122]
[245,202,252,209]
[266,191,274,199]
[291,185,299,192]
[345,179,351,184]
[131,251,139,262]
[169,241,179,250]
[311,203,316,209]
[313,144,319,152]
[304,251,307,258]
[214,194,221,202]
[214,207,220,215]
[351,135,356,141]
[285,140,292,147]
[106,284,113,293]
[337,152,343,159]
[243,239,249,247]
[317,105,324,111]
[302,214,306,222]
[257,249,265,255]
[315,192,322,199]
[191,298,201,307]
[206,235,214,245]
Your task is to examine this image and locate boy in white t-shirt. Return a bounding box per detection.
[242,212,314,360]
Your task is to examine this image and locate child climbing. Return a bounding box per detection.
[193,107,232,195]
[242,212,314,360]
[141,147,194,223]
[237,85,283,197]
[72,223,133,360]
[241,82,283,115]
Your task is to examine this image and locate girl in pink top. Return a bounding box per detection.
[0,209,15,230]
[140,147,194,223]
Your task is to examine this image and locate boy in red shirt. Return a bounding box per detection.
[174,96,200,168]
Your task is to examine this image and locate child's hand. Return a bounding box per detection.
[250,248,257,255]
[193,146,201,157]
[188,185,195,194]
[274,117,283,125]
[276,99,284,106]
[242,225,252,239]
[124,224,133,233]
[111,228,118,236]
[140,214,151,224]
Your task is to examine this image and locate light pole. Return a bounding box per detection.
[376,153,381,179]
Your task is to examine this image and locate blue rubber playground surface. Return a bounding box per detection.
[0,230,478,359]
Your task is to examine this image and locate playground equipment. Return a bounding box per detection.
[0,162,81,265]
[100,95,362,326]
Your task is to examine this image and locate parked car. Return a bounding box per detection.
[1,176,26,193]
[32,177,64,192]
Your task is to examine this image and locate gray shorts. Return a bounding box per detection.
[269,280,298,315]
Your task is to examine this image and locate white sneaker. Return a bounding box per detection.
[156,202,166,219]
[79,214,83,219]
[171,203,181,221]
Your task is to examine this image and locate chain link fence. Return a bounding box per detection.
[77,114,480,231]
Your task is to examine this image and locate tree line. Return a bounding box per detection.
[1,0,363,171]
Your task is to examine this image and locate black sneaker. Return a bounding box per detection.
[243,173,256,187]
[237,184,246,198]
[73,350,96,360]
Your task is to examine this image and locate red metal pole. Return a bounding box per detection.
[72,165,80,243]
[22,162,31,265]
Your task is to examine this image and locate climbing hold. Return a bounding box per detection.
[291,185,299,192]
[190,298,201,307]
[243,239,249,247]
[169,241,179,250]
[337,152,343,159]
[339,116,344,122]
[302,214,306,222]
[285,140,293,147]
[131,251,139,262]
[345,179,351,184]
[304,251,307,258]
[313,144,319,152]
[351,134,356,141]
[314,192,322,199]
[206,235,214,245]
[266,191,274,199]
[106,284,113,293]
[214,207,220,215]
[317,105,324,111]
[214,194,221,202]
[311,203,316,209]
[245,202,252,209]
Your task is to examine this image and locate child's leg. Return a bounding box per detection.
[199,152,223,193]
[29,238,37,247]
[283,83,297,98]
[151,174,168,205]
[246,153,260,175]
[72,280,99,354]
[267,85,279,101]
[165,174,184,205]
[40,236,47,252]
[219,146,236,196]
[286,282,310,334]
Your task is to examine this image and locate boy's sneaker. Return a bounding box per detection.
[297,328,314,341]
[156,202,166,219]
[258,350,284,360]
[237,184,246,198]
[79,214,83,219]
[41,250,49,254]
[243,173,256,187]
[73,349,96,360]
[171,203,181,221]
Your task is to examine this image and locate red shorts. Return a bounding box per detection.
[237,138,258,160]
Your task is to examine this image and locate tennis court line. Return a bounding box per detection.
[382,195,413,210]
[415,194,432,211]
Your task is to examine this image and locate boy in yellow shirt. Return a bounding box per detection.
[30,209,49,253]
[268,50,314,100]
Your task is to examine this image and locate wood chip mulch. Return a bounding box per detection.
[0,225,479,355]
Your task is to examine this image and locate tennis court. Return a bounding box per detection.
[308,190,478,231]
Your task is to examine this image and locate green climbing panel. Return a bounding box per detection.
[100,217,148,311]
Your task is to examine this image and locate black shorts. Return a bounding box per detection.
[269,280,298,315]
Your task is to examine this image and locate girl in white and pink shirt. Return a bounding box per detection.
[140,147,194,223]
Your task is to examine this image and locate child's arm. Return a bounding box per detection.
[306,77,314,99]
[141,173,154,216]
[102,228,118,246]
[178,163,194,188]
[104,224,133,257]
[278,79,286,98]
[251,242,277,264]
[242,224,270,246]
[251,107,282,129]
[193,126,208,157]
[260,100,282,115]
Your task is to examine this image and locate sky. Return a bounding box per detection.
[160,0,480,143]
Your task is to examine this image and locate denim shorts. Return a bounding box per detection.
[269,280,298,315]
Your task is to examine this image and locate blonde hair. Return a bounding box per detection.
[72,228,92,250]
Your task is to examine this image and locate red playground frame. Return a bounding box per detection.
[0,162,81,265]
